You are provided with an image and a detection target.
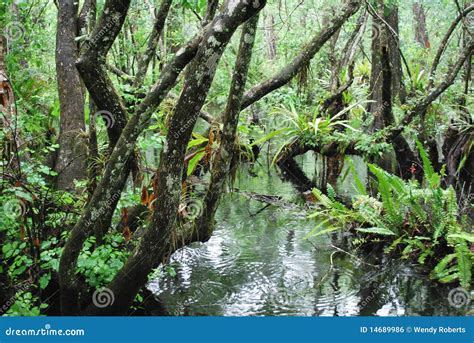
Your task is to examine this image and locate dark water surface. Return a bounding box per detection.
[148,160,470,316]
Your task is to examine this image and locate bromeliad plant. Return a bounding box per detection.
[252,101,364,165]
[307,141,473,289]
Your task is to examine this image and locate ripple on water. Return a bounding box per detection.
[170,228,243,274]
[313,267,361,316]
[147,171,459,316]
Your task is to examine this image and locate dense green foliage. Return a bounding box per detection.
[308,142,472,288]
[0,0,472,316]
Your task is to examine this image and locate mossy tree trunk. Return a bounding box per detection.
[54,0,87,191]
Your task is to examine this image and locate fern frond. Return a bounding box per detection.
[416,139,440,188]
[455,240,472,289]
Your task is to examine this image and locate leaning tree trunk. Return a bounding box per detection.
[196,13,260,236]
[54,0,87,191]
[81,0,266,316]
[202,0,219,26]
[241,0,362,109]
[428,4,474,88]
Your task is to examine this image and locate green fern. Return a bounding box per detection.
[326,184,337,202]
[308,155,472,289]
[347,159,367,196]
[368,164,403,232]
[416,139,440,188]
[455,240,472,289]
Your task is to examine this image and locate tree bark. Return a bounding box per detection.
[386,5,406,103]
[412,0,430,48]
[76,0,131,149]
[379,25,418,180]
[196,13,260,237]
[54,0,87,191]
[368,3,405,128]
[78,0,97,35]
[202,0,220,26]
[82,0,266,316]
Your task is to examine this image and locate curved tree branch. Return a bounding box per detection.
[428,4,474,87]
[82,0,267,316]
[195,12,260,238]
[76,0,131,149]
[240,0,362,110]
[59,29,203,316]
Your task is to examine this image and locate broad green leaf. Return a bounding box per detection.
[356,227,396,235]
[448,233,474,243]
[187,151,206,176]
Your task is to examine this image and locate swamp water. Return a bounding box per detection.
[148,156,470,316]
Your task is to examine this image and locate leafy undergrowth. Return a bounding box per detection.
[307,141,473,289]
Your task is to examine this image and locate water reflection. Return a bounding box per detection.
[148,166,470,316]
